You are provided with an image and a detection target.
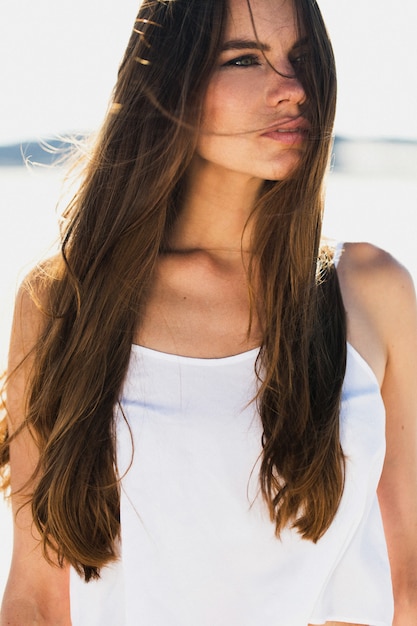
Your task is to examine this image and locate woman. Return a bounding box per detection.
[1,0,417,624]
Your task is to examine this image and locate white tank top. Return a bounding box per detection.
[70,343,394,625]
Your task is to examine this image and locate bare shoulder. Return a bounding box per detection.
[336,242,417,385]
[338,240,412,281]
[337,241,416,317]
[11,255,61,334]
[7,255,61,425]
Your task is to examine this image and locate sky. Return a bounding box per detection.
[0,0,416,145]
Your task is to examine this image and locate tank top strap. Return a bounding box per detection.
[333,241,345,269]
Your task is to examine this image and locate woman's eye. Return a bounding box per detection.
[290,52,308,69]
[223,54,260,68]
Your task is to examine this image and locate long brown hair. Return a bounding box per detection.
[0,0,346,581]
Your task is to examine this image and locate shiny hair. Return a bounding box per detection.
[0,0,345,581]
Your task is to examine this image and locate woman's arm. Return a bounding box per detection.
[0,282,71,626]
[377,260,417,624]
[338,242,417,623]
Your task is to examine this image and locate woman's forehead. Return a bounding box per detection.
[223,0,299,42]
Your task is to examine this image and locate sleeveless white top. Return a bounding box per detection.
[70,342,394,625]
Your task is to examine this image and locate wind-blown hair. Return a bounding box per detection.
[0,0,346,582]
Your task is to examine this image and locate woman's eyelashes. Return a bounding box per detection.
[222,54,261,68]
[290,51,309,71]
[221,51,309,72]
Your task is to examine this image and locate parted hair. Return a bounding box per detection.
[0,0,346,581]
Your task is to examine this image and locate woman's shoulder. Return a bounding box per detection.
[15,254,62,308]
[334,241,417,386]
[336,241,415,300]
[8,255,62,376]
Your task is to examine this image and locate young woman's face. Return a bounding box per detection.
[196,0,309,183]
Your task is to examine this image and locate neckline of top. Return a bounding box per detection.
[130,343,261,365]
[130,341,378,387]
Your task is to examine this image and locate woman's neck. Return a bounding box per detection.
[169,157,263,253]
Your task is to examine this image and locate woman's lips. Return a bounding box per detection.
[262,126,309,145]
[261,118,310,145]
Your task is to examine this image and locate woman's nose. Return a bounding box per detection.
[265,67,306,108]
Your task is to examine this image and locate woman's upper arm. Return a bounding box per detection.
[376,258,417,619]
[1,281,71,625]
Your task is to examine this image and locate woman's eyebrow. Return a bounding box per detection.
[221,36,309,53]
[220,39,271,52]
[291,36,309,49]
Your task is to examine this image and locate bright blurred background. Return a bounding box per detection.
[1,0,417,602]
